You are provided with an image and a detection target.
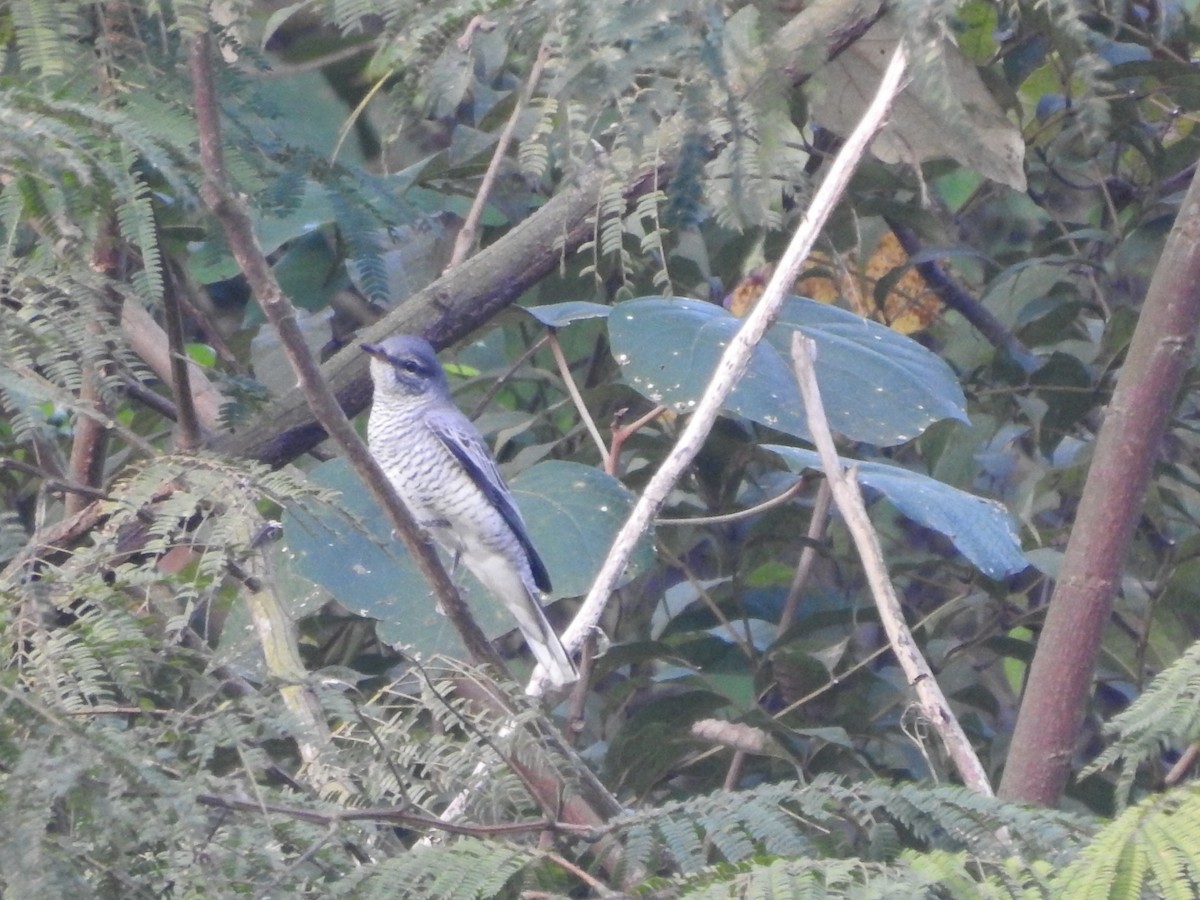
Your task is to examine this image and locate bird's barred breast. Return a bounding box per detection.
[369,413,524,559]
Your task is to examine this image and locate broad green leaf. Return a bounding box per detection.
[1030,352,1097,455]
[269,229,344,315]
[280,457,650,656]
[510,460,655,599]
[184,343,216,367]
[521,301,612,328]
[609,296,967,447]
[765,444,1027,578]
[605,688,732,795]
[447,124,499,165]
[188,181,338,283]
[280,458,460,655]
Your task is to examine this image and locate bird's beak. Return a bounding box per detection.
[361,342,383,359]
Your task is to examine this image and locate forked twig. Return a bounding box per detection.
[789,333,992,796]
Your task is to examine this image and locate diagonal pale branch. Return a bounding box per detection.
[790,332,992,795]
[526,41,911,696]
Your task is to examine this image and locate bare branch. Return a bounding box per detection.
[656,478,807,527]
[547,331,610,468]
[160,266,202,451]
[194,793,577,838]
[886,219,1039,373]
[791,332,992,795]
[606,405,666,477]
[999,148,1200,807]
[215,0,892,471]
[121,300,225,431]
[777,479,833,634]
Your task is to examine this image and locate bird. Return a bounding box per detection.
[362,334,577,687]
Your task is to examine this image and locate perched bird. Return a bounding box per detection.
[362,335,577,686]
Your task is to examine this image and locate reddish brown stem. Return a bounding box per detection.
[606,405,666,476]
[999,164,1200,807]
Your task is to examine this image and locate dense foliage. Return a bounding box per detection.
[5,0,1200,896]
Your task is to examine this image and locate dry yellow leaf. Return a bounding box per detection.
[796,232,943,334]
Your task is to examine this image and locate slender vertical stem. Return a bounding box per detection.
[791,334,992,795]
[999,157,1200,807]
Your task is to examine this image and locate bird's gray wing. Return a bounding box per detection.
[427,413,553,593]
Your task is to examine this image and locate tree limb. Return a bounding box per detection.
[212,0,888,471]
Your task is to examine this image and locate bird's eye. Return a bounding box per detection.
[401,359,421,374]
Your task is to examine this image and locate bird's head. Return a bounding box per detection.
[362,335,451,402]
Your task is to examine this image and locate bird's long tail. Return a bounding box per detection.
[517,597,577,687]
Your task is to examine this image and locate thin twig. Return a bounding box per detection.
[446,40,553,270]
[122,377,179,422]
[527,43,912,697]
[0,458,110,501]
[160,262,202,451]
[543,850,613,895]
[563,631,596,748]
[722,749,748,791]
[546,330,611,467]
[656,478,807,526]
[330,70,390,163]
[777,479,833,634]
[606,405,667,477]
[659,544,757,663]
[121,298,225,431]
[886,219,1039,373]
[790,332,992,796]
[467,334,549,419]
[194,793,577,837]
[65,286,115,516]
[14,365,159,458]
[1165,742,1200,786]
[671,593,975,773]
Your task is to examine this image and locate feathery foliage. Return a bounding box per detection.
[1052,783,1200,900]
[1084,640,1200,802]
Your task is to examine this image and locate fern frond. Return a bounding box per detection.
[329,185,390,304]
[9,0,83,79]
[518,96,558,182]
[115,167,165,305]
[610,775,1093,883]
[1053,782,1200,900]
[1084,639,1200,801]
[337,837,537,900]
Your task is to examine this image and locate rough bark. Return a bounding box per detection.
[998,163,1200,807]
